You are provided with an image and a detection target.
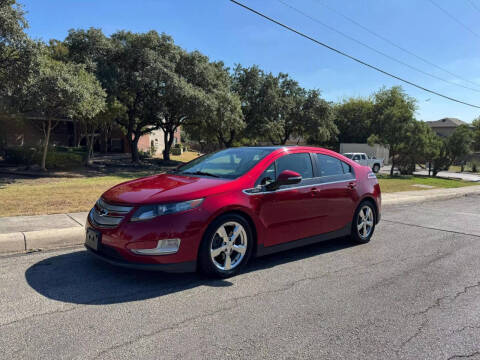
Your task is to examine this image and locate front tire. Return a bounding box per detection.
[198,213,253,278]
[351,201,376,244]
[372,164,380,173]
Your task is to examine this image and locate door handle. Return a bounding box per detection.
[311,187,320,196]
[348,182,357,190]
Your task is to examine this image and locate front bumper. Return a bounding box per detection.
[85,245,197,273]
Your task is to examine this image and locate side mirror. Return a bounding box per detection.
[267,170,302,190]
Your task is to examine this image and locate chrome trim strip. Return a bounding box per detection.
[242,178,354,195]
[89,209,123,228]
[97,198,133,214]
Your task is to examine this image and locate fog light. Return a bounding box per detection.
[131,239,181,255]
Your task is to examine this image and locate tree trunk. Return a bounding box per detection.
[85,134,95,165]
[163,130,175,162]
[131,135,140,163]
[390,150,395,177]
[40,118,52,171]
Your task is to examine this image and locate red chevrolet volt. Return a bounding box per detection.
[85,146,381,277]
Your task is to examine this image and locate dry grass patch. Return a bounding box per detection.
[0,172,155,217]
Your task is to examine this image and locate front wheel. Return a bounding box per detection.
[351,202,376,244]
[198,213,253,278]
[372,164,380,173]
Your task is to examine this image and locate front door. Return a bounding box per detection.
[256,152,321,247]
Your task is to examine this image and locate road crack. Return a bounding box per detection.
[447,351,480,359]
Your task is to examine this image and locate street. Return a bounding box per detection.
[1,195,480,359]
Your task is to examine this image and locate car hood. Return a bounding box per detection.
[101,173,232,205]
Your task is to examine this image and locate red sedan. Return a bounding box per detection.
[85,146,381,277]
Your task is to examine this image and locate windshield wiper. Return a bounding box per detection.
[182,171,219,178]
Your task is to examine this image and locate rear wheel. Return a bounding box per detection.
[198,213,253,278]
[372,164,380,173]
[351,201,376,244]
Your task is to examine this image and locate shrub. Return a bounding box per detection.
[5,146,85,170]
[471,161,478,173]
[5,147,38,166]
[171,147,182,155]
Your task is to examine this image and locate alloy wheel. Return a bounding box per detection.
[357,205,374,239]
[210,221,247,271]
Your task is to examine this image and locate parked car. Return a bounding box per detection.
[85,146,381,278]
[343,152,383,173]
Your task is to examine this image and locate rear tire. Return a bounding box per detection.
[351,201,376,244]
[198,213,253,278]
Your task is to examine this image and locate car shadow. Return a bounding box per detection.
[25,237,356,305]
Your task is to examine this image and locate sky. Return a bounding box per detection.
[20,0,480,123]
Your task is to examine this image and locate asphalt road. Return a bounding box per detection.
[1,196,480,359]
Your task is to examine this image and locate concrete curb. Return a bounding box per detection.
[1,186,480,256]
[382,185,480,205]
[0,227,84,255]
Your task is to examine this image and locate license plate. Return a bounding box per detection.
[85,228,101,251]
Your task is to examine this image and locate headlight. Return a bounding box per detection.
[130,198,204,222]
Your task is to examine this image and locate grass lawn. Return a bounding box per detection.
[0,171,157,217]
[170,150,201,163]
[0,151,203,217]
[378,175,478,193]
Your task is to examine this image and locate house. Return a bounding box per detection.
[0,114,180,157]
[425,117,470,137]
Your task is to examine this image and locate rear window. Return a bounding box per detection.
[317,154,344,176]
[316,154,355,181]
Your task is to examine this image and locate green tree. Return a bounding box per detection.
[302,89,337,146]
[447,124,473,171]
[396,120,441,175]
[0,0,38,108]
[25,56,105,170]
[232,65,275,144]
[107,30,179,162]
[73,71,107,164]
[368,86,417,176]
[334,97,374,144]
[472,117,480,152]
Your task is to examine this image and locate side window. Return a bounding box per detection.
[276,153,313,180]
[353,154,360,161]
[256,163,276,187]
[341,161,355,179]
[316,154,344,177]
[361,154,366,160]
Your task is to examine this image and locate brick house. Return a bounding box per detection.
[0,114,180,157]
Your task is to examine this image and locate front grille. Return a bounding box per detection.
[89,198,133,228]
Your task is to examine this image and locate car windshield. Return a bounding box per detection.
[176,148,274,179]
[344,154,353,159]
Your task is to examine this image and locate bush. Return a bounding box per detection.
[471,161,478,173]
[5,147,38,166]
[5,146,85,170]
[171,147,182,155]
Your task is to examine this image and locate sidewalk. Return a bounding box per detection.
[380,165,480,182]
[0,212,88,254]
[1,185,480,255]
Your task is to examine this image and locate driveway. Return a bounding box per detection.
[1,195,480,359]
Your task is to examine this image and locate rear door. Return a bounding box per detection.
[313,153,359,233]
